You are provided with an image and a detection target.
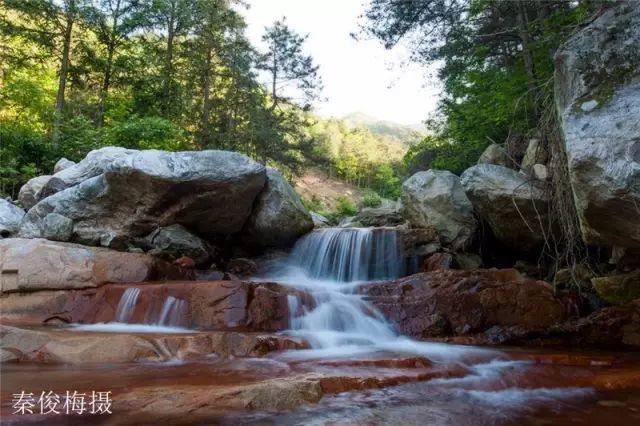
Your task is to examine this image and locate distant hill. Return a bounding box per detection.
[341,112,425,147]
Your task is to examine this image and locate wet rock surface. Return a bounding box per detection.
[1,345,639,425]
[0,325,308,363]
[0,280,292,331]
[361,269,567,339]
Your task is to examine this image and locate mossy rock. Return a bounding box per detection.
[592,271,640,305]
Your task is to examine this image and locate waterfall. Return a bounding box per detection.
[114,288,140,323]
[269,227,488,360]
[156,296,188,327]
[287,228,405,282]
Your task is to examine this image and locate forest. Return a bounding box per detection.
[0,0,603,204]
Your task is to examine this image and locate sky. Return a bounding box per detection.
[241,0,441,126]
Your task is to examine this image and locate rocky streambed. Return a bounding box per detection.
[2,328,640,425]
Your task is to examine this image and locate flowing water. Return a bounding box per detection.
[265,228,492,360]
[73,288,190,333]
[114,288,141,323]
[4,227,637,424]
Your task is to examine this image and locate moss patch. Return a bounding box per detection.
[592,271,640,305]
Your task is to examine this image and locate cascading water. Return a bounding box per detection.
[74,289,189,333]
[269,227,485,359]
[156,296,188,327]
[287,227,405,282]
[114,288,141,323]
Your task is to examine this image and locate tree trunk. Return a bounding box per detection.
[53,3,75,144]
[270,49,277,111]
[198,46,213,147]
[516,1,537,100]
[161,10,176,118]
[97,0,121,127]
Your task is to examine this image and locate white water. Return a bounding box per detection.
[74,288,189,332]
[156,296,188,327]
[72,323,191,333]
[114,288,141,323]
[265,227,494,360]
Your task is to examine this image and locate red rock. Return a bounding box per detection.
[0,325,308,363]
[543,299,640,348]
[174,256,195,268]
[422,252,453,271]
[0,281,294,332]
[360,269,567,339]
[227,258,258,277]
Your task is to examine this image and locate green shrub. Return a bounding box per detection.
[335,196,357,217]
[361,190,382,208]
[102,116,188,151]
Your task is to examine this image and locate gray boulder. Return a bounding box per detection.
[42,213,73,242]
[520,139,548,173]
[20,148,266,247]
[338,216,361,228]
[310,212,330,228]
[145,224,211,266]
[401,170,477,250]
[39,147,136,199]
[478,144,512,168]
[461,164,551,251]
[354,199,404,227]
[244,168,313,247]
[18,175,51,210]
[555,3,640,249]
[0,200,25,238]
[53,158,76,174]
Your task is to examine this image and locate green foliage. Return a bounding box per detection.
[364,0,597,175]
[334,196,357,218]
[101,116,188,150]
[0,0,324,198]
[361,190,382,208]
[309,118,405,198]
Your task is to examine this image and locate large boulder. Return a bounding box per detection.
[17,175,51,210]
[144,224,211,266]
[0,238,189,293]
[592,271,640,305]
[555,3,640,249]
[354,199,405,227]
[39,147,136,199]
[460,164,551,251]
[310,211,330,228]
[243,168,313,248]
[361,269,567,339]
[545,300,640,349]
[0,200,24,238]
[20,148,266,247]
[53,157,76,173]
[477,144,512,168]
[401,170,477,250]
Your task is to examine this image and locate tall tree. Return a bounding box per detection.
[143,0,194,118]
[3,0,90,142]
[258,19,322,111]
[88,0,144,125]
